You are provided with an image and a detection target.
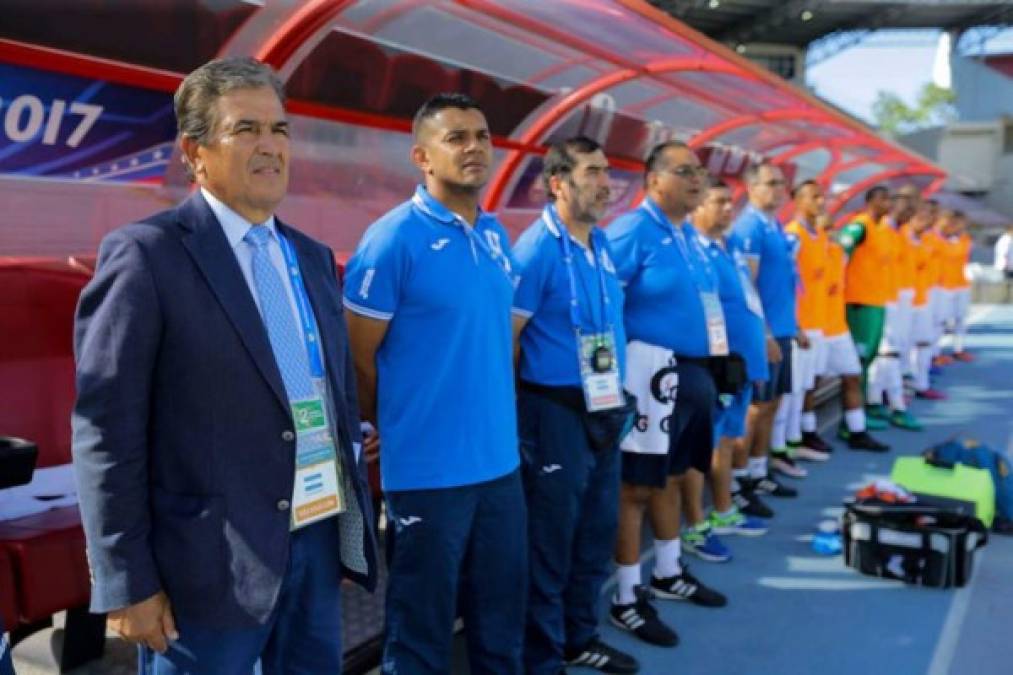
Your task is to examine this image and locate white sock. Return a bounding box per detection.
[615,563,641,605]
[915,347,932,391]
[801,411,817,433]
[730,476,741,493]
[748,456,768,479]
[653,538,682,579]
[787,392,803,443]
[845,407,865,433]
[771,397,789,449]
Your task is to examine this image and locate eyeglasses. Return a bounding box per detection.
[761,179,786,187]
[662,165,708,179]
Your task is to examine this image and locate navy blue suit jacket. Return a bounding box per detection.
[72,192,377,628]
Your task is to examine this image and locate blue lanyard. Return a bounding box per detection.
[542,206,613,335]
[411,193,516,283]
[640,200,716,294]
[276,232,326,380]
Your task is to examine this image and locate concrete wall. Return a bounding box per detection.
[952,55,1013,122]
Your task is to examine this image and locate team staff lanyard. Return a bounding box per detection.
[640,200,729,356]
[411,192,517,284]
[543,206,624,412]
[278,232,346,530]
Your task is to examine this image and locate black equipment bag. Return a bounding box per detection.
[842,501,987,588]
[0,436,38,489]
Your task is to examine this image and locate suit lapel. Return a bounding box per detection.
[177,193,290,415]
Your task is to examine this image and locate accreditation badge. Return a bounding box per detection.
[701,291,730,356]
[578,330,623,412]
[289,394,346,530]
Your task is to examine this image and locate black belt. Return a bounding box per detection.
[672,355,712,367]
[519,380,584,413]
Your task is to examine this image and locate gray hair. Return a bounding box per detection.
[174,56,285,147]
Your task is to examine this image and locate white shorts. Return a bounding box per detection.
[823,333,862,377]
[881,291,913,354]
[796,329,824,391]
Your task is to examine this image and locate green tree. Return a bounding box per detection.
[872,83,956,137]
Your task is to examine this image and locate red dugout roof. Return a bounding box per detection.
[0,0,944,254]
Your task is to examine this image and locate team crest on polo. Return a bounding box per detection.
[484,229,512,273]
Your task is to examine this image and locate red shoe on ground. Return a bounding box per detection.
[933,355,954,367]
[952,351,974,363]
[916,388,947,400]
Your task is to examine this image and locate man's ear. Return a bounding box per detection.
[410,144,430,175]
[180,135,203,181]
[548,174,565,203]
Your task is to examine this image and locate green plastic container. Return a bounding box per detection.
[891,456,995,527]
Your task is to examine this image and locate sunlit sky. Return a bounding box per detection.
[806,27,1013,124]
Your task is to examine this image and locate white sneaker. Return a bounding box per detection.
[770,451,808,478]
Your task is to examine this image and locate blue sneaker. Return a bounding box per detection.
[709,509,768,537]
[683,524,732,562]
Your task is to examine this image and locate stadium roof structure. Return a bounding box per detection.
[0,0,947,232]
[654,1,1013,59]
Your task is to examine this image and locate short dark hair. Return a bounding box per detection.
[743,160,778,187]
[412,92,483,138]
[792,179,820,199]
[541,136,602,202]
[644,140,690,185]
[865,185,889,203]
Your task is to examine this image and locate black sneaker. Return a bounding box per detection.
[800,431,833,453]
[650,565,727,607]
[752,473,798,498]
[848,430,890,452]
[565,638,640,674]
[733,483,775,518]
[609,589,679,647]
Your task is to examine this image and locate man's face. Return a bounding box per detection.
[555,149,611,224]
[694,186,733,234]
[795,183,825,220]
[649,146,706,215]
[412,107,492,192]
[935,209,954,233]
[908,203,931,233]
[748,164,787,211]
[869,189,891,218]
[186,87,290,222]
[891,184,919,221]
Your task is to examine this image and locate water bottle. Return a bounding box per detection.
[811,519,842,556]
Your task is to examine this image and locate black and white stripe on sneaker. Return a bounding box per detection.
[565,638,640,674]
[608,589,679,647]
[650,567,728,607]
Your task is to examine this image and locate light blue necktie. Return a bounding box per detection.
[244,226,315,402]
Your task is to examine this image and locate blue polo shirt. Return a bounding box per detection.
[606,198,719,358]
[343,186,519,491]
[513,206,627,387]
[730,204,798,339]
[699,233,769,383]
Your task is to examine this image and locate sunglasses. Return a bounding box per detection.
[663,165,708,179]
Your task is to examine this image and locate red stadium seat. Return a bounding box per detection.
[0,546,17,629]
[0,258,105,668]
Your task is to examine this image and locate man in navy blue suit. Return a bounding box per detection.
[72,57,376,674]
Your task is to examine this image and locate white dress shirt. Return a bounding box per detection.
[995,232,1012,272]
